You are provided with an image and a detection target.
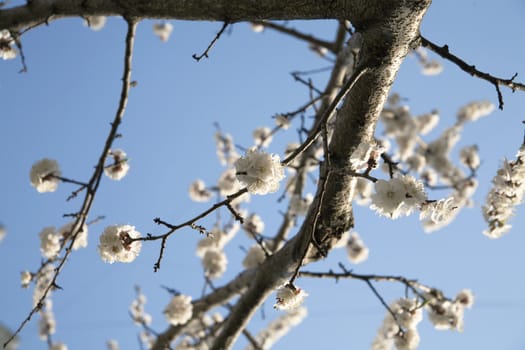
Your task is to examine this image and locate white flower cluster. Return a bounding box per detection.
[235,149,285,195]
[0,323,18,350]
[0,29,17,60]
[202,249,228,279]
[104,149,130,180]
[84,16,107,31]
[244,307,307,350]
[153,22,173,42]
[0,225,5,244]
[242,245,266,269]
[414,47,443,76]
[188,179,212,202]
[274,284,308,310]
[130,289,152,325]
[30,159,61,193]
[483,144,525,238]
[38,300,56,340]
[242,213,265,237]
[275,114,290,130]
[38,222,89,260]
[106,340,120,350]
[346,232,369,264]
[98,225,142,263]
[350,142,385,171]
[289,193,313,216]
[20,270,32,288]
[253,126,273,148]
[164,294,193,326]
[33,264,55,307]
[372,298,422,350]
[425,289,474,331]
[214,131,239,166]
[50,343,68,350]
[370,175,426,219]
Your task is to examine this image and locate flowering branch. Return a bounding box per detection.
[420,35,525,110]
[3,18,138,349]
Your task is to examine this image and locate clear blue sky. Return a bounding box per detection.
[1,1,525,349]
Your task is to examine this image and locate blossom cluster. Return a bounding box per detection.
[235,149,285,195]
[0,29,17,60]
[98,225,142,263]
[483,144,525,238]
[274,284,308,310]
[163,294,193,326]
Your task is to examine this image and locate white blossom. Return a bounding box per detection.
[350,142,384,171]
[202,249,227,279]
[164,294,193,326]
[104,149,130,180]
[21,270,32,288]
[420,197,457,225]
[250,22,265,33]
[353,178,373,205]
[196,225,237,258]
[98,225,142,263]
[421,60,443,75]
[153,22,173,42]
[370,178,406,219]
[242,213,265,237]
[460,145,480,169]
[38,301,56,340]
[33,264,55,307]
[214,131,239,165]
[394,328,420,350]
[0,29,17,60]
[455,289,475,309]
[50,343,67,350]
[242,245,266,269]
[0,225,5,243]
[84,16,107,31]
[253,127,273,148]
[39,227,61,259]
[130,290,152,325]
[415,110,439,135]
[346,232,369,264]
[188,179,212,202]
[483,145,525,238]
[457,100,494,123]
[30,159,61,193]
[274,284,308,310]
[0,323,18,350]
[426,297,468,331]
[289,193,313,216]
[275,114,290,130]
[235,149,285,195]
[106,340,120,350]
[58,221,88,250]
[244,307,307,350]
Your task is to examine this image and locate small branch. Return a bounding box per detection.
[138,188,248,271]
[420,35,525,110]
[282,66,369,166]
[251,21,337,54]
[192,20,229,61]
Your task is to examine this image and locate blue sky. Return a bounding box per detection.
[1,1,525,349]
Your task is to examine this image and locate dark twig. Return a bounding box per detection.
[420,35,525,110]
[192,21,229,62]
[282,66,369,166]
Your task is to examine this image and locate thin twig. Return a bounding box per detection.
[282,66,369,166]
[192,21,229,61]
[251,21,337,54]
[420,35,525,110]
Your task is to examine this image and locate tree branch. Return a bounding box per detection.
[3,18,138,349]
[420,35,525,110]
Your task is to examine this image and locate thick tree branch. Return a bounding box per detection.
[420,35,525,110]
[0,0,351,31]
